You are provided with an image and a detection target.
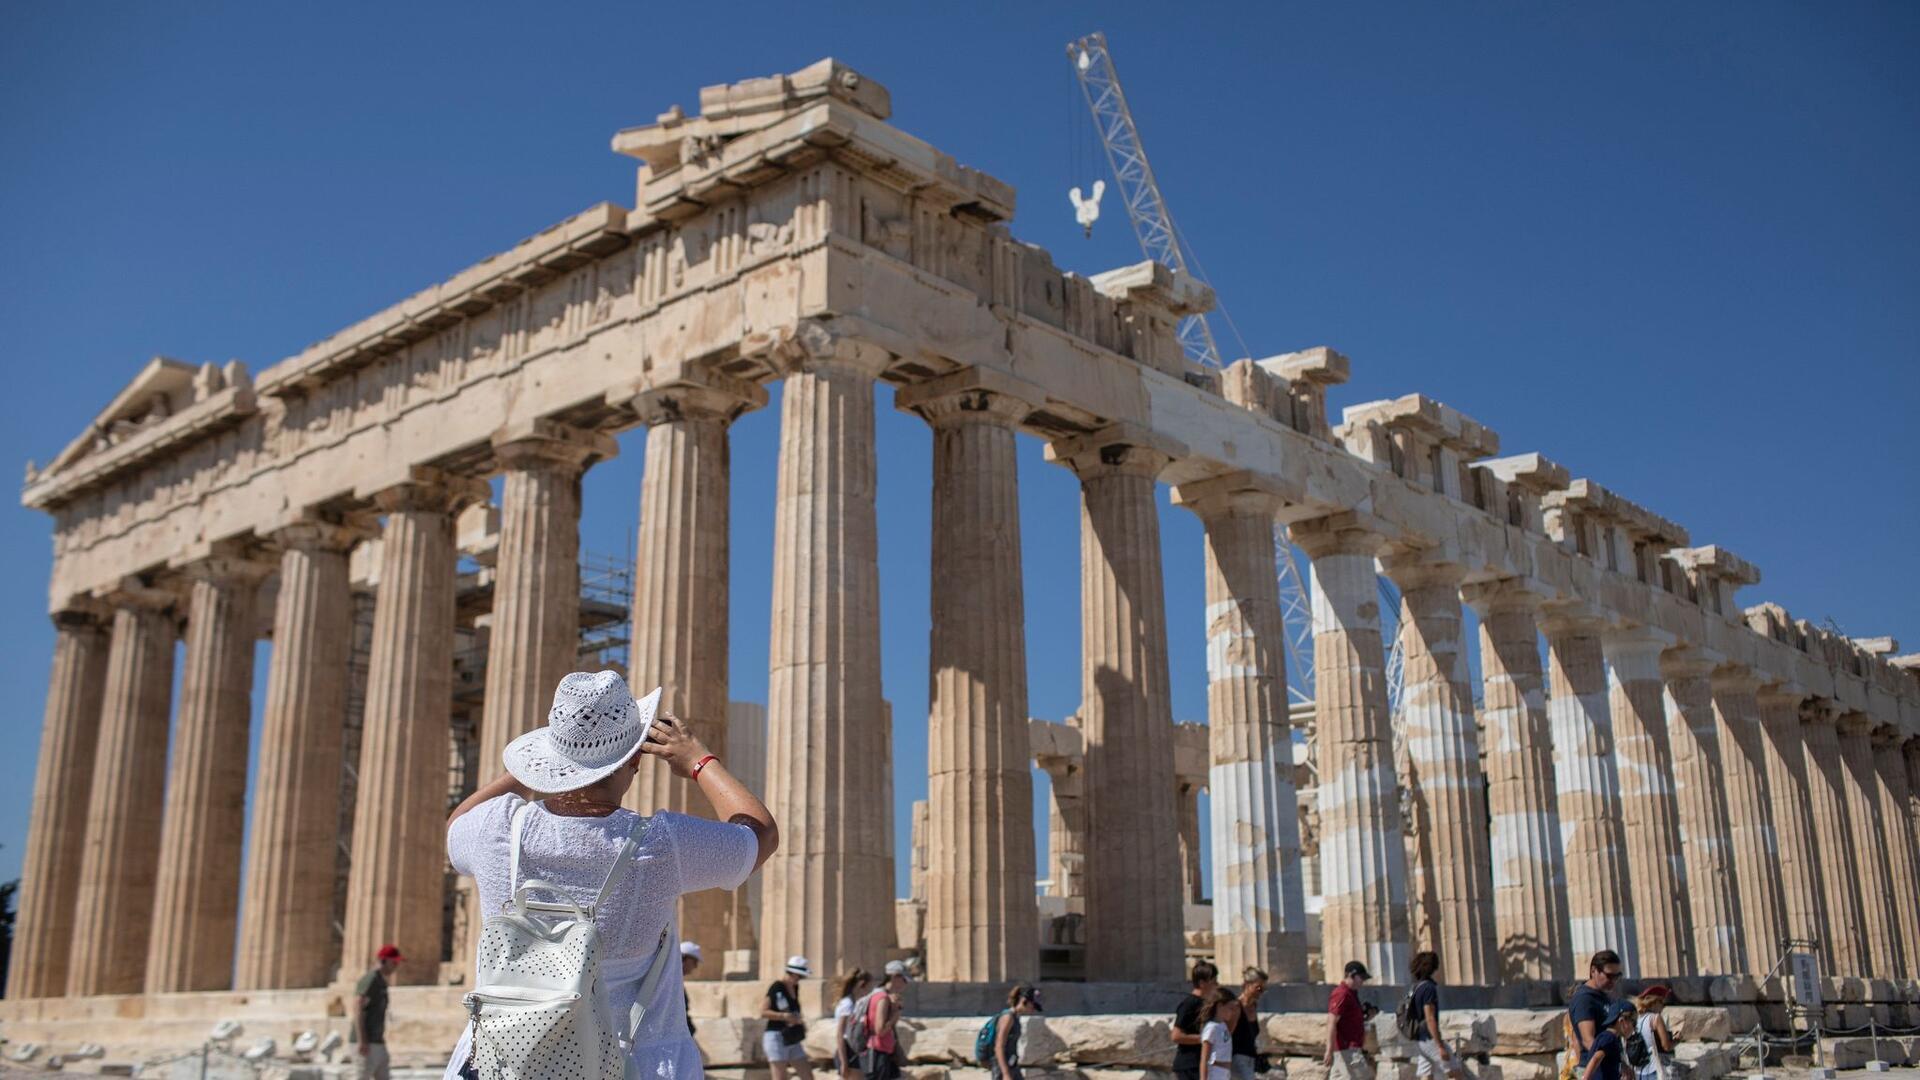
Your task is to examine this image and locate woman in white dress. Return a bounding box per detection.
[443,671,779,1080]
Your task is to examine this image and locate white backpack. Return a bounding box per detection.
[462,804,670,1080]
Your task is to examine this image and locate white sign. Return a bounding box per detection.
[1789,953,1823,1008]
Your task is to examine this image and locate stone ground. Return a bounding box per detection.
[2,1069,1918,1080]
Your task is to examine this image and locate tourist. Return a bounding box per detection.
[1405,951,1461,1079]
[1629,987,1675,1080]
[682,942,703,1036]
[834,968,873,1080]
[1568,950,1624,1068]
[1171,960,1222,1080]
[1325,961,1374,1080]
[1233,967,1268,1080]
[442,672,779,1080]
[1576,1002,1638,1080]
[351,944,402,1080]
[1199,987,1243,1080]
[764,956,815,1080]
[989,983,1044,1080]
[862,959,914,1080]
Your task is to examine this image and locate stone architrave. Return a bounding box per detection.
[1541,612,1637,972]
[1464,582,1569,983]
[1292,515,1410,982]
[1752,686,1830,956]
[147,554,271,992]
[237,519,364,990]
[1047,428,1186,981]
[1602,628,1692,976]
[758,326,893,978]
[1172,478,1308,981]
[1835,714,1903,977]
[340,469,487,984]
[9,603,110,999]
[896,376,1039,983]
[1709,669,1788,975]
[1870,728,1920,977]
[1385,557,1496,985]
[1660,649,1744,976]
[67,586,179,996]
[624,372,763,959]
[1799,704,1868,974]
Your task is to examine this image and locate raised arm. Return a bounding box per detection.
[642,711,779,869]
[448,772,533,827]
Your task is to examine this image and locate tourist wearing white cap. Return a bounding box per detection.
[859,960,914,1080]
[442,671,779,1080]
[762,955,816,1080]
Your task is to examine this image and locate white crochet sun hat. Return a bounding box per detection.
[503,671,662,793]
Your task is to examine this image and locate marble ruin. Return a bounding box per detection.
[7,58,1919,1051]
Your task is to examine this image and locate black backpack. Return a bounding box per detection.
[1624,1026,1652,1070]
[1395,991,1420,1041]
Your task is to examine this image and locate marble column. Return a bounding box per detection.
[1293,516,1409,981]
[1799,705,1867,974]
[1464,583,1569,983]
[1836,714,1903,977]
[903,382,1038,983]
[1871,728,1920,978]
[1602,629,1690,976]
[10,604,110,998]
[1050,432,1184,981]
[1039,737,1087,900]
[760,332,892,978]
[68,587,179,996]
[1176,778,1204,904]
[1386,558,1495,985]
[1752,687,1829,955]
[1542,613,1637,972]
[1709,670,1789,974]
[625,376,760,959]
[147,555,270,992]
[1660,650,1743,975]
[1177,483,1307,981]
[1907,742,1920,880]
[237,520,362,990]
[341,469,485,984]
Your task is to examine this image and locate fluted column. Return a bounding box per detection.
[237,520,363,989]
[1049,430,1184,981]
[1602,628,1691,976]
[341,469,486,984]
[625,375,762,958]
[1038,726,1087,900]
[1752,687,1829,956]
[1464,583,1569,983]
[10,604,110,998]
[760,331,892,978]
[1710,670,1788,974]
[1907,742,1920,879]
[148,555,270,992]
[1836,714,1903,976]
[900,380,1038,983]
[68,587,179,996]
[1542,613,1637,972]
[1661,650,1743,975]
[1173,481,1306,981]
[1871,729,1920,978]
[1386,558,1495,985]
[1293,516,1409,980]
[1800,704,1867,974]
[1176,778,1204,903]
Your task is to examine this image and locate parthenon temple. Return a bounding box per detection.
[8,57,1919,1037]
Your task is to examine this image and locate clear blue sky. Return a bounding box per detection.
[1,3,1914,904]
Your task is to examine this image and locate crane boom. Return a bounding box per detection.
[1067,32,1222,367]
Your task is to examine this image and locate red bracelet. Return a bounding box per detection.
[691,754,718,778]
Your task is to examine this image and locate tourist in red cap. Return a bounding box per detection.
[353,944,403,1079]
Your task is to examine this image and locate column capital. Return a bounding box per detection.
[1168,470,1295,520]
[1753,681,1804,710]
[1287,511,1390,559]
[1600,621,1676,655]
[167,538,275,588]
[758,318,892,380]
[1658,644,1721,681]
[1799,697,1844,727]
[1460,577,1548,616]
[617,366,767,426]
[1868,722,1904,749]
[50,596,112,630]
[1709,664,1763,695]
[491,418,619,473]
[894,367,1045,430]
[1835,710,1875,738]
[1378,551,1467,590]
[362,466,490,515]
[97,576,182,615]
[1538,601,1608,638]
[269,512,376,554]
[1044,423,1184,481]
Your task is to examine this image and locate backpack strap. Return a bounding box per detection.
[507,801,537,891]
[588,813,648,917]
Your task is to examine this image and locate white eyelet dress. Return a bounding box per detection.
[445,793,758,1080]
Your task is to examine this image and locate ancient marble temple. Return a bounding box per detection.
[11,59,1920,1010]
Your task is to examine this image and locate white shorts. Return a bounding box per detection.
[763,1029,809,1063]
[1331,1049,1376,1080]
[1412,1040,1463,1079]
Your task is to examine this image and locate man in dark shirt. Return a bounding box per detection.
[1170,960,1221,1080]
[1569,950,1623,1066]
[1325,961,1374,1080]
[352,944,402,1080]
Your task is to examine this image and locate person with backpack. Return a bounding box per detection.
[1568,950,1625,1074]
[858,960,913,1080]
[1324,961,1375,1080]
[1233,967,1268,1080]
[763,956,816,1080]
[1627,987,1675,1080]
[442,672,779,1080]
[834,969,873,1080]
[1399,951,1461,1079]
[1576,1002,1638,1080]
[1198,987,1242,1080]
[977,983,1043,1080]
[1172,961,1222,1080]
